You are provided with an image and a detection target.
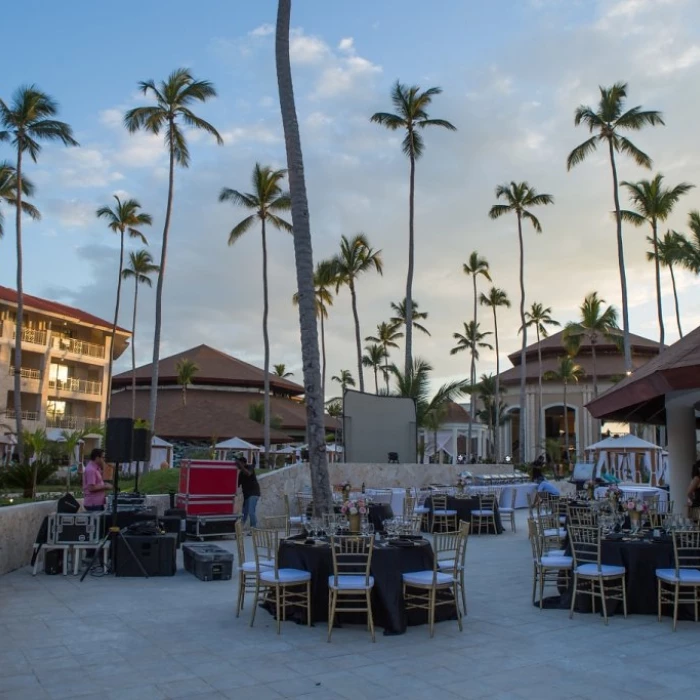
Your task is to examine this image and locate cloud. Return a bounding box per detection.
[249,23,274,38]
[220,123,281,145]
[338,37,354,52]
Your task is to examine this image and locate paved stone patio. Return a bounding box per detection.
[1,511,699,700]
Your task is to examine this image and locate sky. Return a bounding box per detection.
[2,0,700,397]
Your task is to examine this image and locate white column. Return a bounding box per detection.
[665,396,696,513]
[451,427,458,465]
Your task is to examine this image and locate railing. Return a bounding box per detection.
[8,366,41,381]
[4,409,39,421]
[45,415,101,430]
[53,336,106,359]
[48,377,102,396]
[13,327,48,345]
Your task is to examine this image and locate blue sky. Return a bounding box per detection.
[2,0,700,393]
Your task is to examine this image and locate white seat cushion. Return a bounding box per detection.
[559,516,567,525]
[414,506,430,514]
[544,528,566,538]
[540,555,573,568]
[403,570,454,586]
[437,558,463,572]
[259,568,311,584]
[289,516,304,524]
[328,575,375,590]
[575,563,625,577]
[500,507,514,514]
[434,510,458,516]
[240,559,274,573]
[656,568,700,584]
[472,510,494,516]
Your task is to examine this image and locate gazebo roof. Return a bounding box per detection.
[585,435,661,452]
[215,437,261,451]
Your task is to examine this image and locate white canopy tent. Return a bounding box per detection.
[214,436,261,463]
[584,434,665,485]
[124,435,174,474]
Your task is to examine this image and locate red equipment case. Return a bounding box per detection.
[176,460,239,516]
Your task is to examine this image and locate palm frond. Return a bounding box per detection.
[619,209,646,226]
[227,214,256,245]
[566,136,599,170]
[488,204,511,220]
[616,136,652,169]
[179,108,223,145]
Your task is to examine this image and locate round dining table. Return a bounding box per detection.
[275,536,457,635]
[424,495,503,534]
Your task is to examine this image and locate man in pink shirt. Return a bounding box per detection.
[83,449,112,512]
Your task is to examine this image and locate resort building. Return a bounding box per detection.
[110,344,338,456]
[495,330,660,463]
[0,285,130,440]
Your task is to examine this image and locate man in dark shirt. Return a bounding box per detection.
[238,457,260,532]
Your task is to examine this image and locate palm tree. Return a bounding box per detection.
[365,321,403,392]
[122,250,159,421]
[59,428,86,489]
[479,287,511,461]
[488,181,554,462]
[450,321,493,360]
[371,82,456,377]
[544,357,585,464]
[293,259,335,399]
[0,86,78,461]
[0,163,40,238]
[331,370,356,394]
[646,231,686,338]
[332,233,383,392]
[389,298,431,337]
[620,174,694,350]
[567,82,664,373]
[475,373,508,459]
[273,364,294,378]
[563,292,618,398]
[220,163,292,465]
[462,251,491,460]
[362,344,385,394]
[175,358,199,406]
[124,68,222,432]
[276,0,333,513]
[96,196,152,417]
[248,401,282,430]
[522,303,560,453]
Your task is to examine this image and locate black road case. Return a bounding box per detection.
[182,543,234,581]
[185,514,239,540]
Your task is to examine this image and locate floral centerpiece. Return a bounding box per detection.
[625,497,649,529]
[606,484,623,510]
[340,497,368,532]
[339,480,352,499]
[456,475,469,493]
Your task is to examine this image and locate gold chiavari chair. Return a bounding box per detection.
[498,487,518,533]
[656,529,700,631]
[567,504,597,527]
[250,528,311,634]
[649,498,674,529]
[284,494,305,533]
[431,494,458,533]
[528,518,573,609]
[470,493,498,535]
[328,535,375,642]
[435,521,470,614]
[403,493,417,521]
[568,525,627,625]
[235,519,273,617]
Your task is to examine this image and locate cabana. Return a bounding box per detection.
[214,436,261,463]
[585,434,664,485]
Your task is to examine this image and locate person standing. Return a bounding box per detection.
[237,457,260,532]
[83,448,112,512]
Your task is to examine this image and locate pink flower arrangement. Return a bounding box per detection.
[340,498,368,516]
[625,498,648,513]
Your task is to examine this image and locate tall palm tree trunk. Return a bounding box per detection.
[468,275,477,460]
[669,263,683,338]
[516,212,527,463]
[384,347,390,393]
[261,218,271,465]
[591,341,598,398]
[536,327,543,456]
[373,367,378,394]
[608,139,632,373]
[148,128,176,430]
[404,149,416,377]
[349,280,364,392]
[276,0,333,514]
[13,146,25,462]
[106,230,125,419]
[130,280,139,421]
[493,307,501,463]
[563,381,569,464]
[651,220,664,351]
[320,312,327,400]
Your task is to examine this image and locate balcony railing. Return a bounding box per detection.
[9,366,41,381]
[13,327,48,346]
[5,409,39,421]
[53,336,106,359]
[49,377,102,396]
[45,415,101,430]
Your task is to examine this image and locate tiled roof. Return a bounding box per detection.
[113,344,304,395]
[0,285,129,334]
[443,401,473,423]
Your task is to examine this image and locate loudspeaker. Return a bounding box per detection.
[105,417,134,463]
[132,428,152,462]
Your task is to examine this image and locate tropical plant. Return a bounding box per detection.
[219,163,292,464]
[293,259,335,398]
[175,358,199,406]
[5,460,57,499]
[522,303,560,455]
[125,68,222,432]
[96,196,152,416]
[332,233,383,392]
[479,287,511,461]
[450,321,493,360]
[475,373,509,460]
[0,162,39,238]
[567,82,664,372]
[58,428,86,489]
[122,250,159,420]
[273,364,294,378]
[646,231,686,338]
[0,86,78,460]
[248,400,282,430]
[563,292,618,398]
[362,343,385,394]
[371,81,455,376]
[619,174,693,350]
[365,321,403,392]
[462,251,491,460]
[544,356,585,463]
[331,369,356,394]
[276,0,334,514]
[326,398,343,449]
[389,298,431,337]
[488,181,553,462]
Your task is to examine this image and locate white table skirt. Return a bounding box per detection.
[594,485,668,503]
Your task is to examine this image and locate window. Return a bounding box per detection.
[47,400,66,417]
[49,364,68,383]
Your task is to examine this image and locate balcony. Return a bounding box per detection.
[9,366,41,381]
[5,409,39,422]
[45,415,101,430]
[52,336,106,360]
[48,377,102,396]
[12,327,48,346]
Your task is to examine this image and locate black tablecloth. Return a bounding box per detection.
[424,495,503,534]
[277,537,456,635]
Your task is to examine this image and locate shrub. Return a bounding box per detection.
[4,461,58,498]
